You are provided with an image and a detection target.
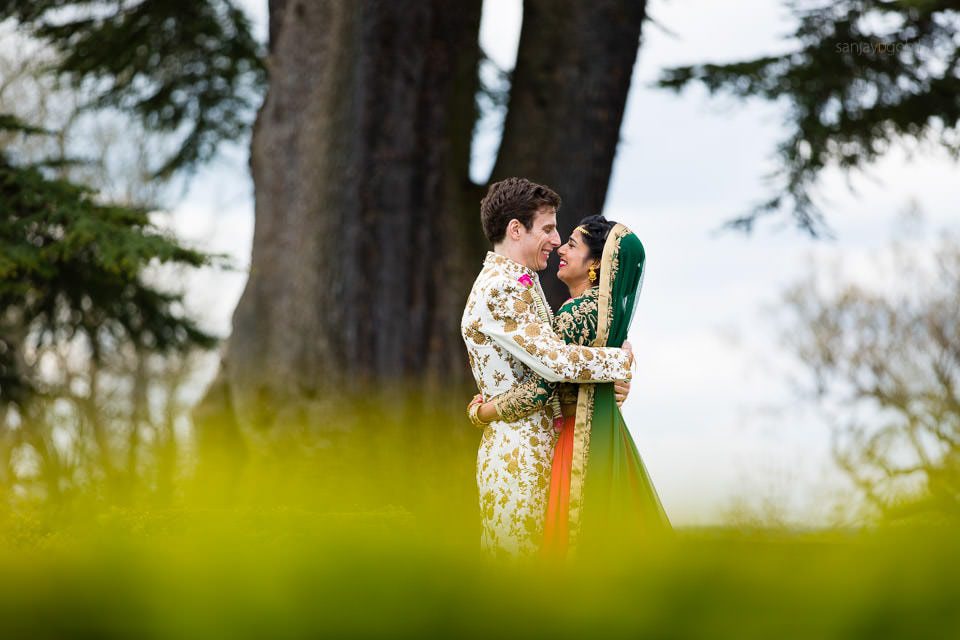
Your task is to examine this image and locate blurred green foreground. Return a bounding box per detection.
[1,407,958,640]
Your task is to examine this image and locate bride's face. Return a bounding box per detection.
[557,229,595,288]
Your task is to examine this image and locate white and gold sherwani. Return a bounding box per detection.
[460,252,632,556]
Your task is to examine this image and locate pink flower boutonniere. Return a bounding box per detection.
[517,274,534,288]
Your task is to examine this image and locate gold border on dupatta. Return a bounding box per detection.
[566,223,629,552]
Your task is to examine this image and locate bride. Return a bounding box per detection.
[469,215,671,556]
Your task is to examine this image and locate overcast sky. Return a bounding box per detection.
[169,0,960,525]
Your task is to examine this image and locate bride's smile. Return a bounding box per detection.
[556,228,597,293]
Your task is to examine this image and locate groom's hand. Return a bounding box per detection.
[614,380,631,407]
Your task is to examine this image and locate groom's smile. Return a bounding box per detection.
[519,205,561,272]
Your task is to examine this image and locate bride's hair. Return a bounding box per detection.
[576,214,616,264]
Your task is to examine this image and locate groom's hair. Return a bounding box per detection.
[480,177,561,244]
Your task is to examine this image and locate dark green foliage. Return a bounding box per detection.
[0,0,265,177]
[0,114,47,137]
[0,115,222,406]
[657,0,960,235]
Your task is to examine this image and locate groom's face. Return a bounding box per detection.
[516,206,561,271]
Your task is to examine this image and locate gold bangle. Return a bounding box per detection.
[469,402,488,428]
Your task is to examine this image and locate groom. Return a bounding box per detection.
[460,177,634,556]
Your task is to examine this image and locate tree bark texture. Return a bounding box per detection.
[215,0,483,435]
[493,0,647,308]
[201,0,646,438]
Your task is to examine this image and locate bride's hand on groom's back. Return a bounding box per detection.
[622,341,634,369]
[614,379,630,408]
[614,341,633,407]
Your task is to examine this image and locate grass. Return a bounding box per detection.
[1,410,958,639]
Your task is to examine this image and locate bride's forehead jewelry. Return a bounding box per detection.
[574,225,591,237]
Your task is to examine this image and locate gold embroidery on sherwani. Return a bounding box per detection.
[490,288,603,426]
[460,251,631,557]
[494,376,554,424]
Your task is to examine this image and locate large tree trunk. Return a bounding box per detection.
[206,0,484,437]
[492,0,647,308]
[198,0,646,441]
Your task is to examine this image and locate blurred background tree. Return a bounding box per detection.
[0,16,226,504]
[654,0,960,518]
[2,0,652,437]
[0,132,221,503]
[658,0,960,236]
[779,219,960,520]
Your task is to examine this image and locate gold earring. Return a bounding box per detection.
[588,264,597,282]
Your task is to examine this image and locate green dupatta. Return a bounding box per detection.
[567,224,671,553]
